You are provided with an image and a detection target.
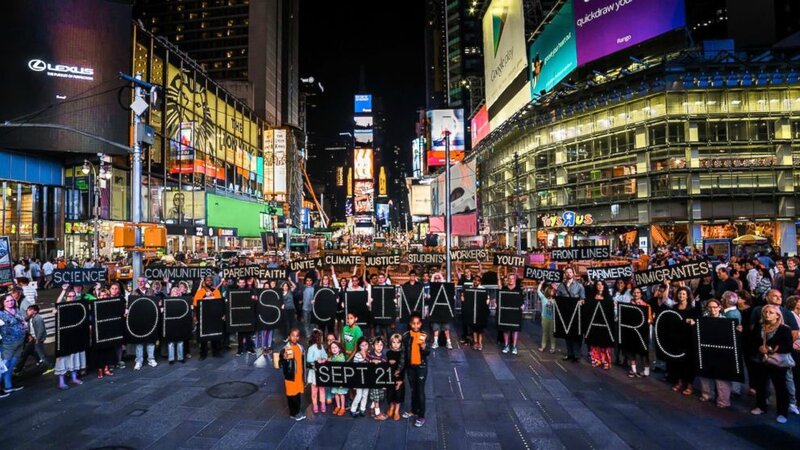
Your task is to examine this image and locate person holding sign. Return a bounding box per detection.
[234,278,257,356]
[281,328,306,421]
[53,287,86,390]
[537,283,557,353]
[428,273,452,350]
[306,329,328,414]
[348,337,371,417]
[589,280,613,370]
[402,312,429,427]
[556,268,585,362]
[328,340,348,416]
[501,274,524,356]
[627,287,653,378]
[386,333,406,420]
[690,299,734,408]
[750,304,795,423]
[166,286,188,364]
[0,294,27,394]
[193,276,224,359]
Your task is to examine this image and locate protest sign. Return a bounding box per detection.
[653,309,689,361]
[162,297,193,341]
[399,283,424,319]
[53,268,108,285]
[314,361,397,389]
[587,265,633,281]
[227,290,255,333]
[324,254,363,266]
[55,301,90,357]
[344,290,370,326]
[581,300,615,347]
[143,265,213,281]
[428,282,455,322]
[91,297,125,348]
[125,296,160,344]
[364,254,402,267]
[693,317,745,382]
[523,266,563,282]
[371,286,397,325]
[406,253,445,265]
[289,258,323,272]
[449,248,489,262]
[634,262,711,286]
[256,289,283,330]
[553,297,582,339]
[550,246,610,261]
[312,287,338,324]
[462,289,489,328]
[617,303,650,355]
[497,290,524,331]
[494,254,526,267]
[198,299,225,341]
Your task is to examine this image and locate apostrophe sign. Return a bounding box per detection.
[540,211,593,228]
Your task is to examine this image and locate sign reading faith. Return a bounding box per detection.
[144,265,214,281]
[494,254,526,267]
[550,246,610,261]
[406,253,445,265]
[364,254,402,267]
[314,362,397,389]
[523,266,563,282]
[633,261,711,286]
[587,265,633,281]
[53,268,108,285]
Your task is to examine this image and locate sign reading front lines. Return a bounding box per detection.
[28,59,94,81]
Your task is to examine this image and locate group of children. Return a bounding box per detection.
[282,311,428,427]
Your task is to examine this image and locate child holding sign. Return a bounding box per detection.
[328,341,348,416]
[348,337,370,417]
[306,329,328,414]
[386,333,406,420]
[368,337,388,420]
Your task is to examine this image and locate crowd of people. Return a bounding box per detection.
[1,245,799,428]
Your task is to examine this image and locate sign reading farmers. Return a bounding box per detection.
[364,254,402,267]
[550,246,610,261]
[399,283,424,319]
[497,290,524,331]
[581,300,615,347]
[91,297,125,348]
[617,303,650,355]
[553,297,582,339]
[227,290,255,332]
[198,299,225,341]
[143,265,213,280]
[324,254,363,266]
[428,282,455,322]
[693,317,744,382]
[162,297,193,341]
[523,266,563,282]
[371,286,397,325]
[587,265,633,281]
[494,254,526,268]
[450,248,489,261]
[634,261,711,286]
[53,268,108,285]
[256,289,283,330]
[312,287,338,324]
[462,289,489,328]
[125,296,160,344]
[55,301,90,357]
[344,290,370,326]
[314,361,397,389]
[289,258,322,272]
[406,253,445,265]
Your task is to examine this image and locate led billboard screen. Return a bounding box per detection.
[354,94,373,113]
[0,0,132,155]
[470,105,490,147]
[353,148,373,180]
[428,109,465,151]
[354,116,373,129]
[354,129,374,147]
[529,0,578,96]
[574,0,686,65]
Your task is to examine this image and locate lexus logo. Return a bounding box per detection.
[28,59,46,71]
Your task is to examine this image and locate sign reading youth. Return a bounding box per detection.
[494,253,526,268]
[633,261,711,286]
[574,0,686,65]
[550,246,610,261]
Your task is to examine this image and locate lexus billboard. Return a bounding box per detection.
[0,0,133,155]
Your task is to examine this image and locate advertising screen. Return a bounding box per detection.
[354,94,373,113]
[428,109,465,151]
[470,105,490,147]
[354,116,373,129]
[354,129,374,147]
[0,0,132,155]
[574,0,686,65]
[436,160,477,215]
[353,148,373,180]
[354,180,373,196]
[355,195,373,214]
[529,0,578,97]
[376,204,390,228]
[427,150,465,167]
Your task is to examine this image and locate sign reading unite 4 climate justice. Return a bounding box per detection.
[574,0,686,65]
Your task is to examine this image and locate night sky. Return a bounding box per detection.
[299,0,425,161]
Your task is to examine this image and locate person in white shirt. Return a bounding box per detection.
[42,259,55,289]
[83,258,95,269]
[19,279,37,305]
[13,261,26,278]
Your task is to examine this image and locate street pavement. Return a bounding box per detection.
[4,294,800,449]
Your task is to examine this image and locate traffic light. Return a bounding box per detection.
[143,225,167,248]
[113,225,135,247]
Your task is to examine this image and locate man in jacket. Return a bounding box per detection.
[16,305,51,374]
[402,312,430,427]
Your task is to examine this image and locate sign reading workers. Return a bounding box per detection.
[53,268,108,285]
[633,261,711,286]
[550,246,610,261]
[587,265,633,281]
[494,254,526,268]
[450,248,489,262]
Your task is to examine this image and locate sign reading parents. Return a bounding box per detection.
[221,265,286,280]
[587,265,633,281]
[633,261,711,286]
[550,246,610,261]
[53,268,108,285]
[364,254,402,267]
[314,362,396,389]
[143,266,213,280]
[523,266,563,282]
[494,254,526,268]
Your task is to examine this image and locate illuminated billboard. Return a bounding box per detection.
[470,105,490,147]
[354,180,373,196]
[427,150,465,167]
[428,109,465,151]
[574,0,686,65]
[529,0,578,97]
[354,116,373,129]
[354,94,373,113]
[0,0,132,154]
[354,129,374,147]
[376,203,390,228]
[354,195,374,214]
[354,148,373,180]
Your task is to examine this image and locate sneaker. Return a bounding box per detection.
[511,346,518,355]
[776,415,788,424]
[117,361,126,369]
[247,350,257,355]
[750,408,765,415]
[627,371,637,378]
[446,340,452,350]
[134,362,142,371]
[431,341,439,349]
[642,367,650,377]
[147,359,157,368]
[350,411,359,418]
[7,386,23,392]
[414,418,426,427]
[402,411,414,419]
[294,414,306,422]
[42,368,55,376]
[789,404,800,415]
[502,346,510,354]
[0,391,10,398]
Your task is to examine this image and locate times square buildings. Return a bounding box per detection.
[464,0,800,256]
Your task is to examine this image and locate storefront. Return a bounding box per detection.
[206,192,274,250]
[535,210,637,251]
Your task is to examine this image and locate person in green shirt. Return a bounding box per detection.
[341,312,363,357]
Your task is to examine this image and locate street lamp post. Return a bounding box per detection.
[82,158,111,261]
[444,131,452,282]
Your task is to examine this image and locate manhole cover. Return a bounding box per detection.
[206,381,259,399]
